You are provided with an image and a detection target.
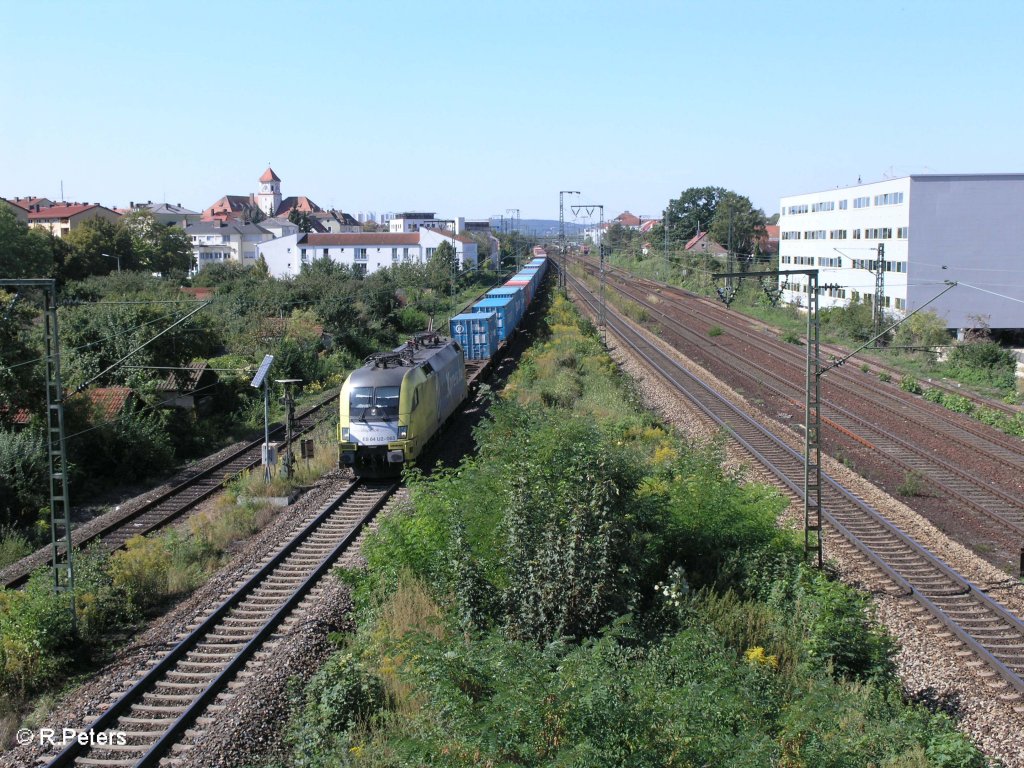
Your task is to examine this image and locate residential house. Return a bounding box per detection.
[257,229,479,279]
[27,203,122,238]
[185,219,274,271]
[683,231,728,257]
[121,201,200,228]
[1,198,28,223]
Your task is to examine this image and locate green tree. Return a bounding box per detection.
[288,209,313,233]
[657,186,726,246]
[0,207,55,278]
[61,218,134,280]
[0,293,44,423]
[120,210,193,275]
[426,240,458,293]
[709,191,767,265]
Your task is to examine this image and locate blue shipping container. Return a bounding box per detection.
[471,296,517,341]
[486,288,524,327]
[450,312,499,360]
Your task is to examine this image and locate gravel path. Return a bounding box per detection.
[578,290,1024,767]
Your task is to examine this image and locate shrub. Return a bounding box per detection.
[109,535,172,609]
[943,395,974,414]
[799,572,895,681]
[0,527,33,570]
[708,325,724,337]
[897,470,928,497]
[900,376,922,394]
[878,371,892,383]
[946,340,1017,390]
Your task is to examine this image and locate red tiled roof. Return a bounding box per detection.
[259,167,281,183]
[639,219,660,233]
[27,203,116,220]
[765,224,780,239]
[85,386,134,421]
[275,196,322,216]
[180,286,216,300]
[8,197,50,211]
[614,210,641,227]
[303,233,420,246]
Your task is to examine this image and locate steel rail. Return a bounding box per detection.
[568,271,1024,695]
[2,393,339,591]
[45,479,396,768]
[585,269,1024,534]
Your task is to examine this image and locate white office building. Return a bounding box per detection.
[778,174,1024,330]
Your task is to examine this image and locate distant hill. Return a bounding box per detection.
[489,218,586,238]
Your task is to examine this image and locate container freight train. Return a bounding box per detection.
[339,257,548,476]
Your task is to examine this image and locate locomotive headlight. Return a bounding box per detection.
[341,427,349,440]
[397,426,408,439]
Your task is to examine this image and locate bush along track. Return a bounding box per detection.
[271,294,986,768]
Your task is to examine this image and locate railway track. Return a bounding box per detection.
[44,478,395,768]
[572,260,1024,537]
[584,255,1023,420]
[567,270,1024,698]
[1,394,339,591]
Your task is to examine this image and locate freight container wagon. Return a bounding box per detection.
[449,312,499,360]
[470,296,518,342]
[485,287,524,327]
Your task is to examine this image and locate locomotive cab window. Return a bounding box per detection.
[375,386,400,417]
[350,386,399,418]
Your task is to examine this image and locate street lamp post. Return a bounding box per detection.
[101,252,121,272]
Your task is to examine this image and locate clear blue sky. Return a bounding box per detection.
[3,0,1024,222]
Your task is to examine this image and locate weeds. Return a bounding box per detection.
[897,470,929,497]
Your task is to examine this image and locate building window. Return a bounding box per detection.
[811,201,835,212]
[873,192,904,206]
[403,247,410,260]
[829,229,847,240]
[897,227,909,239]
[353,263,367,275]
[323,248,329,258]
[839,199,848,210]
[781,255,791,264]
[884,261,907,273]
[301,248,308,262]
[818,256,840,267]
[865,227,893,239]
[426,247,436,259]
[781,231,801,240]
[852,229,861,239]
[804,230,826,240]
[392,248,398,262]
[894,297,906,310]
[355,248,367,261]
[853,196,870,208]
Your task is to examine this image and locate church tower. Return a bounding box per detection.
[256,167,282,217]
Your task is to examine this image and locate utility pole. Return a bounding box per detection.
[714,268,822,567]
[872,242,886,342]
[572,204,605,341]
[507,208,520,271]
[559,191,580,290]
[0,279,75,624]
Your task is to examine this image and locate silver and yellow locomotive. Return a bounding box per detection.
[338,332,468,476]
